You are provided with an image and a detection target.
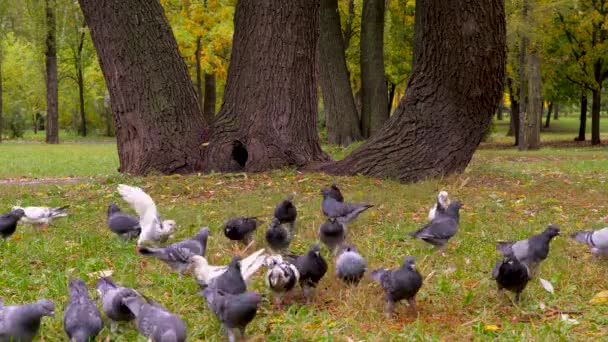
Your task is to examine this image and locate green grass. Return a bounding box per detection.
[1,132,608,340]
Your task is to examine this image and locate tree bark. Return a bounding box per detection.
[79,0,207,174]
[553,103,559,120]
[205,0,329,172]
[496,95,504,120]
[360,0,388,138]
[517,0,530,150]
[76,27,87,137]
[103,91,113,137]
[45,0,59,144]
[316,0,505,182]
[506,77,519,144]
[195,36,203,109]
[203,73,216,123]
[575,90,587,141]
[591,88,601,145]
[544,101,552,129]
[319,0,361,146]
[520,51,541,150]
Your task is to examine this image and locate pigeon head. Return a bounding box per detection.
[35,299,55,317]
[189,255,209,270]
[265,255,283,267]
[308,243,322,257]
[95,277,117,296]
[68,278,88,296]
[403,256,416,271]
[107,203,120,216]
[544,224,561,238]
[338,243,357,255]
[10,208,25,218]
[162,220,177,232]
[437,191,450,207]
[321,183,344,201]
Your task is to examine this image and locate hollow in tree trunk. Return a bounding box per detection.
[203,73,216,123]
[45,0,59,144]
[360,0,388,138]
[319,0,361,146]
[576,90,587,141]
[316,0,505,182]
[544,101,552,129]
[205,0,329,172]
[591,88,601,145]
[79,0,207,174]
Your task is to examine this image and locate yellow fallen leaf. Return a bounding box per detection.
[590,290,608,304]
[484,324,501,332]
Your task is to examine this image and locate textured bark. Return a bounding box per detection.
[195,36,203,108]
[506,77,519,144]
[360,0,388,138]
[205,0,329,172]
[79,0,207,174]
[576,90,587,141]
[316,0,505,182]
[520,51,541,150]
[203,73,216,123]
[553,103,559,120]
[517,0,529,150]
[496,95,504,120]
[103,91,113,137]
[591,88,601,145]
[544,101,552,129]
[343,0,356,48]
[45,0,59,144]
[319,0,361,146]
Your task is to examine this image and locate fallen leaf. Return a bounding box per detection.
[88,269,114,278]
[484,324,501,332]
[589,290,608,304]
[561,314,580,325]
[540,278,554,294]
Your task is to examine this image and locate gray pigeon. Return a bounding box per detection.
[491,256,531,303]
[273,195,297,232]
[201,288,261,342]
[319,218,346,255]
[96,277,140,331]
[0,208,25,239]
[122,296,186,342]
[265,218,292,254]
[321,188,372,225]
[139,227,210,274]
[289,244,328,303]
[208,256,247,295]
[409,202,462,250]
[107,203,141,240]
[0,299,55,342]
[63,278,104,342]
[370,256,423,316]
[323,183,344,202]
[264,255,300,307]
[571,227,608,256]
[336,244,367,285]
[496,224,560,273]
[224,217,260,245]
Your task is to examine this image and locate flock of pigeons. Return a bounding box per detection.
[1,184,608,341]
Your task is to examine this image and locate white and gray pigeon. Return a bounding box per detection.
[122,296,186,342]
[336,243,367,285]
[288,243,328,303]
[0,208,25,239]
[409,202,463,251]
[320,187,373,225]
[12,205,68,230]
[106,203,141,240]
[201,288,261,342]
[189,248,266,290]
[224,217,261,245]
[319,218,346,255]
[273,195,297,232]
[265,217,292,254]
[428,191,450,222]
[496,224,561,273]
[571,227,608,256]
[491,256,531,303]
[264,255,299,308]
[370,256,423,316]
[117,184,177,249]
[96,277,140,331]
[63,278,104,342]
[0,298,55,342]
[139,227,210,274]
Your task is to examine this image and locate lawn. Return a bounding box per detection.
[1,130,608,341]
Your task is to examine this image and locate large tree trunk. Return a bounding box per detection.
[591,87,601,145]
[544,101,552,129]
[360,0,388,138]
[205,0,329,172]
[45,0,59,144]
[553,103,559,120]
[576,90,587,141]
[103,91,113,137]
[79,0,207,174]
[316,0,505,182]
[195,36,203,108]
[506,77,519,144]
[203,73,216,123]
[319,0,361,146]
[496,95,504,120]
[520,51,541,150]
[77,63,86,136]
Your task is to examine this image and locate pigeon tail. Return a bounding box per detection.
[50,206,69,218]
[240,249,267,282]
[370,268,387,283]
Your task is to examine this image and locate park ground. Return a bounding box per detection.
[1,116,608,341]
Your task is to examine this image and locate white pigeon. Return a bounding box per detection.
[12,205,68,230]
[190,248,266,288]
[571,227,608,256]
[428,191,450,222]
[264,255,299,307]
[117,184,177,249]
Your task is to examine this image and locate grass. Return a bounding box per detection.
[1,129,608,341]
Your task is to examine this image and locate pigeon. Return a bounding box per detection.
[370,256,423,316]
[571,227,608,256]
[201,288,261,342]
[190,248,266,290]
[12,205,68,230]
[264,255,300,307]
[0,299,55,342]
[265,217,292,254]
[117,184,177,249]
[0,209,25,239]
[139,227,210,274]
[224,217,260,245]
[289,243,328,303]
[106,203,141,240]
[122,296,187,342]
[320,188,372,225]
[428,191,450,222]
[335,243,367,285]
[323,183,344,202]
[273,195,297,232]
[63,278,104,342]
[496,224,561,273]
[409,202,463,251]
[96,277,140,331]
[319,218,346,255]
[491,256,531,303]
